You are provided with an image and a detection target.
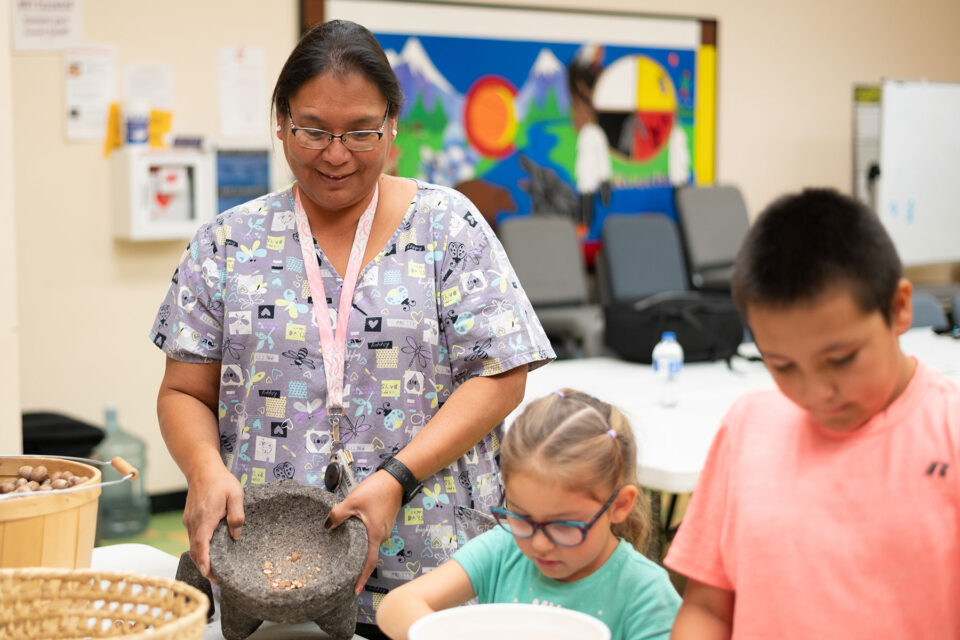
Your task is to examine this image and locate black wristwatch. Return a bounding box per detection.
[376,456,423,505]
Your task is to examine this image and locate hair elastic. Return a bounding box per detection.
[553,390,565,399]
[606,429,617,440]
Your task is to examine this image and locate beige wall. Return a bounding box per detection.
[2,2,23,454]
[10,0,297,492]
[10,0,960,492]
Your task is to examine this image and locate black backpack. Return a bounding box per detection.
[603,291,745,363]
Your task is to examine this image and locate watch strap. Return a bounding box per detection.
[376,456,423,504]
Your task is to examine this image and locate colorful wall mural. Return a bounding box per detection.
[329,2,715,241]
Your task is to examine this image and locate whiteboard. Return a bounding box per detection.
[877,80,960,266]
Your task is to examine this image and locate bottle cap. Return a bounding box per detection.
[662,331,676,341]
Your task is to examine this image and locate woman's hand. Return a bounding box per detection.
[182,464,245,579]
[325,470,404,594]
[325,368,526,596]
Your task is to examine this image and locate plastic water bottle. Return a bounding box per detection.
[94,406,150,539]
[652,332,684,407]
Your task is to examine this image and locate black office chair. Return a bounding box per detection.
[674,185,751,292]
[599,212,690,303]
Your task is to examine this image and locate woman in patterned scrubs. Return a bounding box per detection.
[151,19,553,639]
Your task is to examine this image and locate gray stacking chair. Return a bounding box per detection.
[674,185,751,292]
[911,291,948,331]
[498,215,604,357]
[599,213,690,303]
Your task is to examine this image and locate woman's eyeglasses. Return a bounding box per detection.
[288,105,389,152]
[490,486,623,547]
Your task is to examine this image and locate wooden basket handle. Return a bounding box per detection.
[111,456,139,480]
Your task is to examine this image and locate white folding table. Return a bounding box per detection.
[509,328,960,496]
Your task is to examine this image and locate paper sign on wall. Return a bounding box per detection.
[123,62,175,112]
[65,45,116,141]
[12,0,83,51]
[219,46,267,138]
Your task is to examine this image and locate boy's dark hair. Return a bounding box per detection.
[272,19,403,121]
[731,188,903,323]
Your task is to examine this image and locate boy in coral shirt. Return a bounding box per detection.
[665,189,960,640]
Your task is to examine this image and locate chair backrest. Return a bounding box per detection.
[675,185,750,283]
[498,215,588,306]
[911,291,948,330]
[601,213,689,302]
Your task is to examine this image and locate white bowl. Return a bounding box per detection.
[408,603,611,640]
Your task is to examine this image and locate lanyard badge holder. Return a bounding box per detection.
[294,183,378,499]
[324,408,358,495]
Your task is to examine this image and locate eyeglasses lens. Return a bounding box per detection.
[495,513,584,547]
[501,513,533,537]
[292,131,379,152]
[544,524,584,546]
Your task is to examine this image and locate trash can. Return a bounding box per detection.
[21,412,105,458]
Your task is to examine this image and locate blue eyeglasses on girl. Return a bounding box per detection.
[490,486,623,547]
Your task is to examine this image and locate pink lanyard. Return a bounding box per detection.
[293,183,378,438]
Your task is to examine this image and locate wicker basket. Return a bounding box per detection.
[0,568,208,639]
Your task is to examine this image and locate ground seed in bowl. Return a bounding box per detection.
[262,552,323,590]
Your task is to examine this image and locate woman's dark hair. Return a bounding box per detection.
[272,19,403,120]
[731,188,903,323]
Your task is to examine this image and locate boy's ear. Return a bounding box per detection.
[609,485,639,524]
[891,278,913,334]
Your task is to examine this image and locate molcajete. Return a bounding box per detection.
[178,480,367,640]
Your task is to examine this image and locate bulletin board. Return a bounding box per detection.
[324,1,717,240]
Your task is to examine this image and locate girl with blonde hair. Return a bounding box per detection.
[377,389,680,640]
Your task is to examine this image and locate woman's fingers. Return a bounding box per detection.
[183,470,243,577]
[326,472,404,594]
[188,515,216,577]
[226,486,245,539]
[356,537,381,594]
[325,501,349,530]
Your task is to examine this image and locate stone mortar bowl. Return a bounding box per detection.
[176,480,367,640]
